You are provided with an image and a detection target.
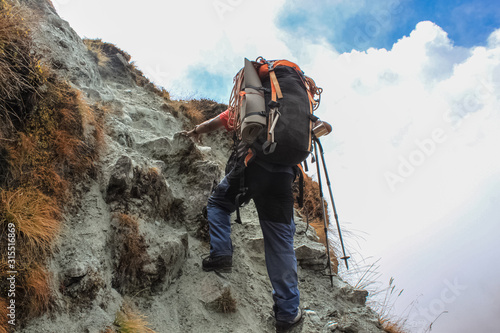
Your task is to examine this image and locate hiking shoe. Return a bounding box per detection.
[202,255,232,273]
[275,308,303,332]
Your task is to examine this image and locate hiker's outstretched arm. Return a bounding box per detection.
[181,115,224,138]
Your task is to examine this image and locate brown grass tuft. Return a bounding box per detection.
[83,38,111,67]
[156,87,170,101]
[82,38,132,63]
[0,187,61,260]
[169,99,227,129]
[31,80,100,181]
[117,213,139,230]
[0,297,8,333]
[382,321,408,333]
[113,214,149,293]
[20,264,52,317]
[185,99,227,120]
[114,304,156,333]
[216,288,237,313]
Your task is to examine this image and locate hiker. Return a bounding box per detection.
[181,108,303,330]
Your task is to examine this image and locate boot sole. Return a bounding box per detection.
[202,266,232,273]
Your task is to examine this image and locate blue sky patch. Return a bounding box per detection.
[184,66,231,103]
[278,0,500,52]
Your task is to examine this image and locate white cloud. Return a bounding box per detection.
[326,24,498,236]
[310,23,500,331]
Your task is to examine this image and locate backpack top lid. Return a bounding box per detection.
[256,59,304,80]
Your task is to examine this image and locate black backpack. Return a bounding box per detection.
[228,57,323,166]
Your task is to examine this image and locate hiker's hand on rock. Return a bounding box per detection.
[180,127,200,142]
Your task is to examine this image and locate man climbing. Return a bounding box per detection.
[181,108,303,331]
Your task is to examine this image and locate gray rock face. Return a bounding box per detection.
[22,0,102,90]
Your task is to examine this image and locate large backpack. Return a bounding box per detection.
[228,57,323,166]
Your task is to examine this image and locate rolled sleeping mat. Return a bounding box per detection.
[241,93,266,143]
[241,58,266,144]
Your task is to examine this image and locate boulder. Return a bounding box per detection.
[198,275,236,313]
[340,286,369,306]
[106,155,133,202]
[295,243,327,270]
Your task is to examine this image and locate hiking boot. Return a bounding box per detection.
[275,308,303,332]
[202,255,232,273]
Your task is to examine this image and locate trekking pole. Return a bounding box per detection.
[312,140,335,287]
[315,138,350,270]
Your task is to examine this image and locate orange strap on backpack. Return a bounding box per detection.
[269,71,283,101]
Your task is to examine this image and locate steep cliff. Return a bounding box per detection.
[1,1,388,332]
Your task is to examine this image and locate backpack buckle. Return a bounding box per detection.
[262,140,277,155]
[268,100,280,109]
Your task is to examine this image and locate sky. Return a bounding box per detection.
[51,1,500,332]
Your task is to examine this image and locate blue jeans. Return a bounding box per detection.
[207,162,300,321]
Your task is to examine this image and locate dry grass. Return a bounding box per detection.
[156,87,170,101]
[0,187,61,259]
[297,174,328,229]
[186,99,227,120]
[83,38,131,63]
[179,102,203,128]
[30,80,102,179]
[0,261,8,281]
[0,297,8,333]
[169,99,227,129]
[83,39,111,67]
[6,133,69,199]
[0,0,46,133]
[4,79,103,199]
[216,289,237,313]
[114,304,156,333]
[20,265,52,318]
[113,214,149,293]
[360,276,409,333]
[382,320,408,333]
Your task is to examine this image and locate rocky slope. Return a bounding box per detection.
[11,0,387,332]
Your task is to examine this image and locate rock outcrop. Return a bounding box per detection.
[7,1,388,332]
